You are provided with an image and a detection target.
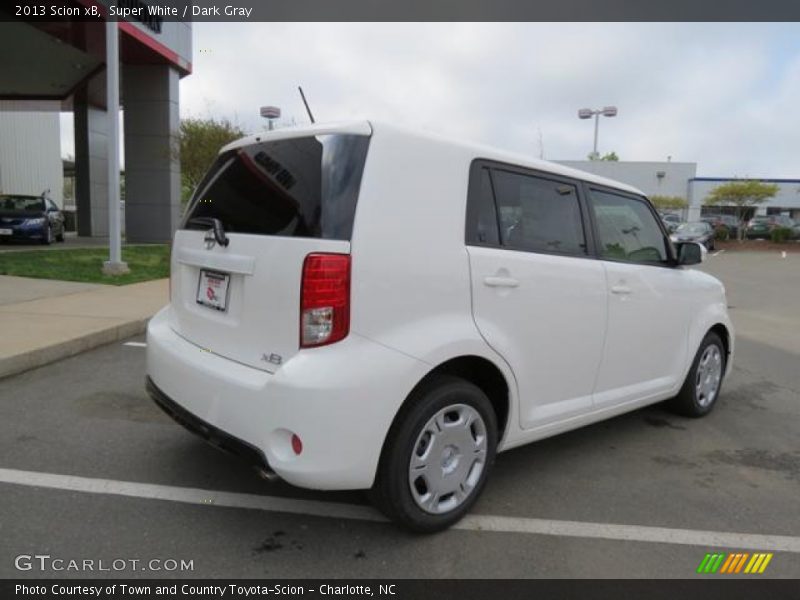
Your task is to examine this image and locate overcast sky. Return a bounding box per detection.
[63,22,800,177]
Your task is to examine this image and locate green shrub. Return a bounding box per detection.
[714,226,730,241]
[770,227,794,243]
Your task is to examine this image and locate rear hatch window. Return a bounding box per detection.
[183,134,370,239]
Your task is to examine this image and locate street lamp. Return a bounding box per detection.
[578,106,617,160]
[260,106,281,130]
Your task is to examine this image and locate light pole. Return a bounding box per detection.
[260,106,281,130]
[578,106,617,160]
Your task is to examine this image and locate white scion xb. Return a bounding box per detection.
[146,121,733,532]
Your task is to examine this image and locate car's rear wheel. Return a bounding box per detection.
[667,331,726,417]
[371,375,497,532]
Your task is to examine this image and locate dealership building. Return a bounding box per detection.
[558,160,800,221]
[0,4,192,242]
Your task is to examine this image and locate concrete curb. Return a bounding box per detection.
[0,317,150,380]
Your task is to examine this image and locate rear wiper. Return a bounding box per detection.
[187,217,229,247]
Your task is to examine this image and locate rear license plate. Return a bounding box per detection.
[0,228,12,235]
[196,269,230,312]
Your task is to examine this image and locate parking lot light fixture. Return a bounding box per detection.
[578,106,618,160]
[260,106,281,131]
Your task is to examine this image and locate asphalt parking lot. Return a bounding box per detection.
[1,251,798,579]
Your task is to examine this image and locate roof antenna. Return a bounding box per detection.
[298,86,315,124]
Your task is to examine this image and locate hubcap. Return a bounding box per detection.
[696,344,723,407]
[408,404,487,515]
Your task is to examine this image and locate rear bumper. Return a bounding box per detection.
[146,307,427,490]
[147,377,269,471]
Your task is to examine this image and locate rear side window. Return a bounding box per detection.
[183,134,370,240]
[470,168,500,245]
[589,190,669,264]
[466,164,587,257]
[490,170,587,256]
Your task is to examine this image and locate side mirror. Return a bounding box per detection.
[676,241,706,265]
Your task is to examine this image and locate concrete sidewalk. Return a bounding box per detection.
[0,276,167,379]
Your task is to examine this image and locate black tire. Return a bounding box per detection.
[371,375,498,533]
[41,225,53,245]
[667,332,726,418]
[56,228,65,242]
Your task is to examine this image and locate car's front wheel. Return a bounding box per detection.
[667,331,726,417]
[371,375,497,532]
[42,224,53,245]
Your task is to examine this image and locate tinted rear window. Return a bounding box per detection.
[183,134,370,240]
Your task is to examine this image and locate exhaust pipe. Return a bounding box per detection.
[256,466,280,482]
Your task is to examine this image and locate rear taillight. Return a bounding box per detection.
[300,253,351,348]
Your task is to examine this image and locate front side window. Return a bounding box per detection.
[490,170,587,256]
[590,190,669,264]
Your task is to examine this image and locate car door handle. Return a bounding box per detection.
[610,285,632,295]
[484,276,520,288]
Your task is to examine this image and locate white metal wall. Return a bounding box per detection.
[0,102,63,206]
[556,160,697,200]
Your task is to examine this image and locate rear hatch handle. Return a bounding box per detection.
[188,217,229,247]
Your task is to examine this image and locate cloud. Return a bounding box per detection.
[174,23,797,178]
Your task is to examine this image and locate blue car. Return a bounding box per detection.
[0,193,66,244]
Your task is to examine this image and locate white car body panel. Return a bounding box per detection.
[467,247,607,429]
[148,307,429,490]
[592,260,693,407]
[146,119,734,490]
[170,230,349,374]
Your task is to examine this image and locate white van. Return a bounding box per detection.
[146,121,733,531]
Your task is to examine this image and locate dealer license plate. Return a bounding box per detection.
[196,269,230,312]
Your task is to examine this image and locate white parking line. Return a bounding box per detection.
[2,467,800,552]
[712,250,725,257]
[123,342,147,347]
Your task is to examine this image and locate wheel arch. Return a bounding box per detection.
[373,354,512,487]
[709,322,732,365]
[686,299,734,381]
[422,355,511,440]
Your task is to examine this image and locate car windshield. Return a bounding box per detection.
[676,223,706,234]
[0,195,45,212]
[752,217,770,224]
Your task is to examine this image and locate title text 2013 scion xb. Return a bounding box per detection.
[146,121,733,532]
